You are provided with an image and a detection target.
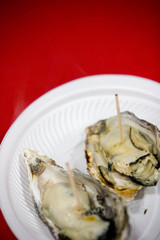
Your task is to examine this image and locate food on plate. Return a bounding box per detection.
[85,111,160,201]
[24,148,129,240]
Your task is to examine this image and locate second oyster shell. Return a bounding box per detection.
[24,148,129,240]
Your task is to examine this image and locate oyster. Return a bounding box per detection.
[24,148,129,240]
[85,111,160,201]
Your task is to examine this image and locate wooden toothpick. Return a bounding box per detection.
[115,94,123,143]
[66,162,82,211]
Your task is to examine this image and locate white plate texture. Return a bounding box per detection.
[0,74,160,240]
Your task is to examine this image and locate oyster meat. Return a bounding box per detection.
[24,148,129,240]
[85,111,160,201]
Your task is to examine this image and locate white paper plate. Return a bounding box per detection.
[0,74,160,240]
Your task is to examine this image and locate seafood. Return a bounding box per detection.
[85,111,160,201]
[24,148,129,240]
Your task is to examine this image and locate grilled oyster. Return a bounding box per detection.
[24,148,129,240]
[85,111,160,201]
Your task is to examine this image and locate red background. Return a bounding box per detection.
[0,0,160,239]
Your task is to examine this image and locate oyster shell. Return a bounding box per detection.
[85,111,160,201]
[24,148,129,240]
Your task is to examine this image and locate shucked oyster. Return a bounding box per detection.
[24,148,129,240]
[85,111,160,201]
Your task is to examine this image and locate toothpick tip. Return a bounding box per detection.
[66,162,82,211]
[66,162,69,167]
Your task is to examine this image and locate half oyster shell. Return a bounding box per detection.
[24,148,129,240]
[85,111,160,201]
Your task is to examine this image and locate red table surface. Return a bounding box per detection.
[0,0,160,239]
